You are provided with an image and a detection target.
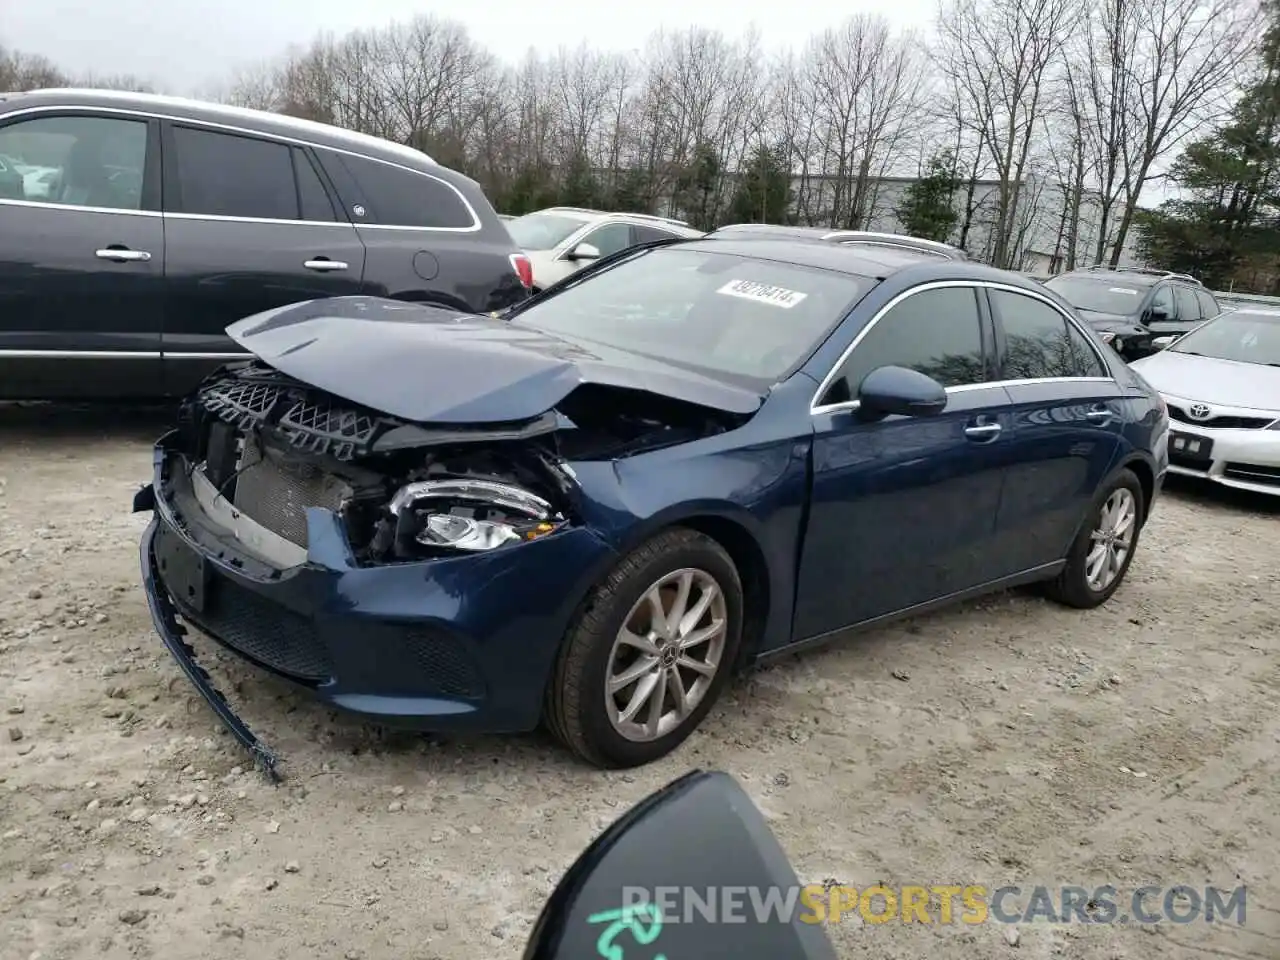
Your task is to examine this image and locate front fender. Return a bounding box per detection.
[565,435,811,654]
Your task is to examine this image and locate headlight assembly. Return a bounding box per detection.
[383,478,561,555]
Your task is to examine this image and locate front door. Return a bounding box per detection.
[793,283,1012,640]
[985,287,1125,574]
[160,122,367,395]
[0,111,165,399]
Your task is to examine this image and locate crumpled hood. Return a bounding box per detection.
[225,296,764,423]
[1131,349,1280,411]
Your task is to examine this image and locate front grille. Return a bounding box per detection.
[1168,406,1275,430]
[178,578,333,683]
[199,367,400,461]
[1223,462,1280,487]
[231,442,350,547]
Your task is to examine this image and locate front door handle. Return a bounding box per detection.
[304,258,349,272]
[964,422,1002,440]
[96,247,151,262]
[1085,407,1113,422]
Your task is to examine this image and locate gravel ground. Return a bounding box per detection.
[1,405,1278,960]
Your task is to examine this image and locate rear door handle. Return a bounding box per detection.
[304,259,349,272]
[96,248,151,262]
[1085,406,1113,422]
[964,422,1002,440]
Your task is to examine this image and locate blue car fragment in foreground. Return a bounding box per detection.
[135,236,1168,774]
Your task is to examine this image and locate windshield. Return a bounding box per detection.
[512,247,869,383]
[1045,276,1152,315]
[506,212,592,250]
[1169,310,1280,365]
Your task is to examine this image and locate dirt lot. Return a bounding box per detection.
[1,406,1278,960]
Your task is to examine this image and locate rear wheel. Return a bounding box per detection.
[545,528,743,768]
[1044,469,1144,609]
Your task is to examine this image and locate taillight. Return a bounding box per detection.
[509,253,533,290]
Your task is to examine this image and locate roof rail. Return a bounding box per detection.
[1084,263,1202,285]
[625,212,692,227]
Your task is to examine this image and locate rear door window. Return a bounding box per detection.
[293,148,337,222]
[330,152,476,229]
[169,125,298,220]
[991,289,1103,380]
[1196,289,1220,319]
[1174,285,1200,322]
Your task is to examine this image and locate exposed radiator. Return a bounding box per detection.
[231,439,350,547]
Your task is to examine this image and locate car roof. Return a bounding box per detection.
[2,88,440,173]
[671,237,1035,286]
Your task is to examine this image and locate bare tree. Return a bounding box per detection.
[936,0,1083,267]
[1106,0,1258,264]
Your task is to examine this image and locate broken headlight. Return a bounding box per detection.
[376,478,561,557]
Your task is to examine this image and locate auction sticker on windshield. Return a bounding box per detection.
[717,279,809,308]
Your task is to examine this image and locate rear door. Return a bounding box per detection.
[987,286,1125,575]
[0,110,165,399]
[161,122,367,395]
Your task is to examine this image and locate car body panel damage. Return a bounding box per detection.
[225,295,765,423]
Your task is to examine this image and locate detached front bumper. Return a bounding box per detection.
[135,433,616,772]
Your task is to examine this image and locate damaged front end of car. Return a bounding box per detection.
[135,352,754,779]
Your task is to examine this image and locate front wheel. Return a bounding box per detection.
[545,528,743,768]
[1044,469,1145,609]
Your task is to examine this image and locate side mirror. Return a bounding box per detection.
[523,770,837,960]
[858,365,948,419]
[567,242,600,262]
[1152,335,1179,350]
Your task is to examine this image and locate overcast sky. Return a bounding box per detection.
[4,0,937,92]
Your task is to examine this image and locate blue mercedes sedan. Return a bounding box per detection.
[134,236,1169,773]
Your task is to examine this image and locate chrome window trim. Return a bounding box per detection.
[0,349,247,359]
[809,279,1118,416]
[23,88,439,165]
[0,103,481,232]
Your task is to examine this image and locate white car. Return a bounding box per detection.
[504,207,703,291]
[1131,307,1280,494]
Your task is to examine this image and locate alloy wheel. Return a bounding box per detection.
[1086,487,1137,592]
[605,567,728,742]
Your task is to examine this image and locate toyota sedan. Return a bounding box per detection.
[135,238,1168,773]
[1131,307,1280,494]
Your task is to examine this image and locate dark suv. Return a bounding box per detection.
[0,89,531,400]
[1043,266,1221,361]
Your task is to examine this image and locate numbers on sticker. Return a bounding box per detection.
[587,902,667,960]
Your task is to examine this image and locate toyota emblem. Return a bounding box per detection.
[1188,403,1212,419]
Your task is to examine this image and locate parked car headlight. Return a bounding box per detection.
[386,478,560,553]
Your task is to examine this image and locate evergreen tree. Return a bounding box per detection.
[672,142,722,231]
[727,143,793,224]
[894,150,960,243]
[1137,1,1280,290]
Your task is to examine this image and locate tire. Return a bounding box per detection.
[1043,468,1145,609]
[545,527,744,769]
